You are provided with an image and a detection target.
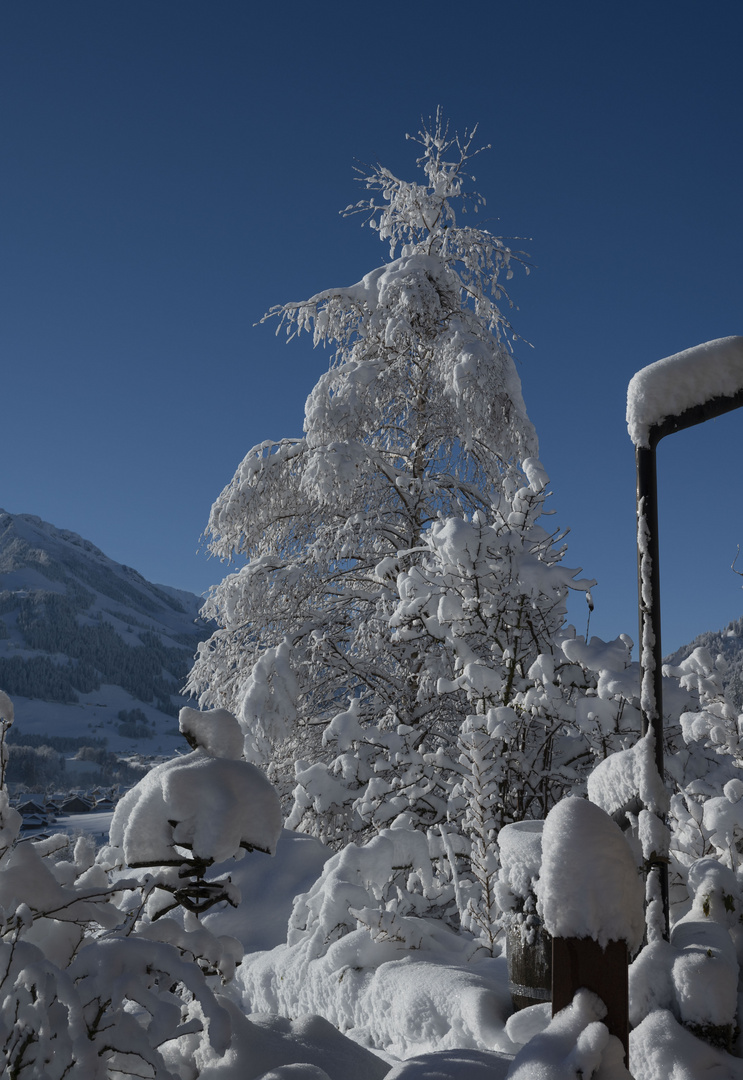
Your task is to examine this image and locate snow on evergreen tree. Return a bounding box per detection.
[188,115,552,798]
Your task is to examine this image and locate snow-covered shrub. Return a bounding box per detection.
[456,713,502,951]
[106,706,282,931]
[286,818,457,959]
[629,857,741,1057]
[287,479,608,938]
[0,692,235,1079]
[669,858,739,1046]
[638,645,743,931]
[390,484,596,826]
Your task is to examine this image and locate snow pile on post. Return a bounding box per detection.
[497,819,543,902]
[626,336,743,447]
[537,797,645,953]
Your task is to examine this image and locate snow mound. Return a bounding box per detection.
[203,830,331,954]
[587,731,668,819]
[180,705,245,759]
[238,948,514,1061]
[191,1002,389,1080]
[507,989,631,1080]
[110,750,282,863]
[630,1008,743,1080]
[669,858,739,1028]
[384,1048,512,1079]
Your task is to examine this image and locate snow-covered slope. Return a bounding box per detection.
[666,616,743,710]
[0,509,209,760]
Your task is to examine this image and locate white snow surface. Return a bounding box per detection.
[626,336,743,447]
[204,830,331,954]
[180,705,246,759]
[506,990,631,1080]
[587,730,668,817]
[190,1006,389,1080]
[109,749,282,863]
[383,1048,512,1079]
[630,1008,743,1079]
[238,946,515,1061]
[668,858,739,1027]
[537,797,645,953]
[505,1004,551,1049]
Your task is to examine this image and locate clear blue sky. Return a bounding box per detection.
[2,1,742,655]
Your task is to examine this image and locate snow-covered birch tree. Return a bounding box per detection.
[187,115,595,851]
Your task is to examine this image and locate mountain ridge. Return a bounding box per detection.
[0,509,210,761]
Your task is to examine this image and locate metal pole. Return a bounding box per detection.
[636,442,664,773]
[635,440,669,939]
[634,386,743,942]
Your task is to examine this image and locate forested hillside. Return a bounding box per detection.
[0,510,210,755]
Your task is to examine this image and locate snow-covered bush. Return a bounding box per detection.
[664,649,743,879]
[389,483,596,829]
[0,692,237,1078]
[106,706,282,930]
[286,818,457,959]
[283,476,618,941]
[670,859,739,1043]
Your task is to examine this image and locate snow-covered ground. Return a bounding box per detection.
[197,812,743,1079]
[4,695,743,1078]
[8,684,186,756]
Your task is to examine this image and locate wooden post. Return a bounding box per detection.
[552,937,629,1063]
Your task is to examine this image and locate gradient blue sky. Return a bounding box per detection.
[2,1,742,655]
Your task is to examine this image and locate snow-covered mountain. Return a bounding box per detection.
[0,509,210,762]
[666,616,743,709]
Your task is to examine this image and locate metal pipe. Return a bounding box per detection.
[635,441,669,939]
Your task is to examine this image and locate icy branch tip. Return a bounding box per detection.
[627,336,743,447]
